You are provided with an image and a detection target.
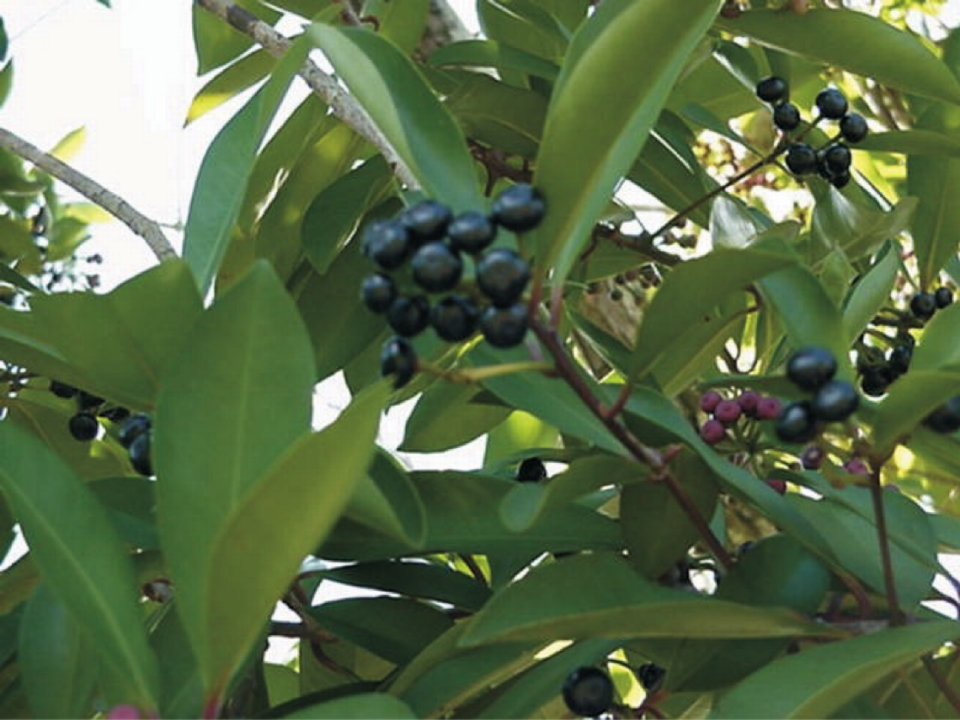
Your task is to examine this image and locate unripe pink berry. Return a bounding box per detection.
[700,390,722,413]
[738,391,760,416]
[714,399,742,425]
[699,419,726,445]
[766,478,787,495]
[843,458,870,477]
[107,706,142,720]
[756,396,783,420]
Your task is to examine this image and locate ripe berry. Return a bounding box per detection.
[888,345,912,376]
[380,336,417,389]
[118,414,151,448]
[738,391,760,417]
[401,200,452,243]
[68,413,99,441]
[491,184,545,232]
[766,478,788,495]
[562,667,614,718]
[811,379,859,422]
[935,287,954,309]
[786,347,837,391]
[411,242,463,293]
[823,144,852,175]
[129,432,152,476]
[756,396,783,420]
[775,401,818,443]
[78,391,104,410]
[699,390,722,413]
[430,294,479,342]
[480,304,528,348]
[476,248,530,307]
[386,295,430,337]
[800,445,824,470]
[860,365,893,397]
[910,291,937,320]
[100,406,130,422]
[49,380,77,399]
[362,220,410,269]
[516,457,547,482]
[816,88,848,119]
[360,273,397,313]
[714,399,742,425]
[830,171,851,189]
[840,113,868,143]
[756,76,787,104]
[636,663,666,693]
[700,419,726,445]
[785,143,817,175]
[924,396,960,434]
[773,103,801,131]
[448,211,496,254]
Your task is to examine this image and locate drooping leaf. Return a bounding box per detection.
[841,244,899,343]
[185,49,278,125]
[401,384,510,453]
[280,693,416,719]
[872,369,960,455]
[857,129,960,157]
[192,0,281,74]
[428,39,560,81]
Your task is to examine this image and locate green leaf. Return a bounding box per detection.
[183,39,309,294]
[155,262,316,690]
[0,423,159,707]
[49,127,86,163]
[308,24,482,211]
[279,693,416,719]
[346,450,426,548]
[842,244,899,343]
[711,621,960,719]
[192,0,280,74]
[459,553,840,648]
[715,9,960,105]
[857,129,960,157]
[872,369,960,454]
[532,0,719,285]
[401,384,510,453]
[186,49,278,125]
[361,0,430,55]
[428,39,560,81]
[912,303,960,371]
[811,191,916,263]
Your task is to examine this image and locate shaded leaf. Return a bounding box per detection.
[280,693,415,719]
[186,49,278,125]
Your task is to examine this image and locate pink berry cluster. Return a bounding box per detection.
[698,389,782,445]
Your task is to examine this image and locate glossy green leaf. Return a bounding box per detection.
[445,74,546,158]
[533,0,719,285]
[715,9,960,105]
[460,553,839,648]
[477,0,568,62]
[857,129,960,157]
[428,39,560,81]
[150,605,203,719]
[309,24,482,211]
[280,693,416,719]
[0,423,159,707]
[872,369,960,455]
[711,621,960,719]
[811,191,915,263]
[183,39,309,293]
[49,127,86,163]
[155,262,316,690]
[401,384,510,453]
[361,0,430,54]
[345,450,426,548]
[842,244,899,343]
[186,49,278,125]
[913,303,960,371]
[192,0,280,74]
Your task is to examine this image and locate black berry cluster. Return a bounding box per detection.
[118,414,152,476]
[755,77,868,189]
[698,389,782,445]
[361,184,545,389]
[775,347,859,443]
[909,286,953,321]
[562,666,614,718]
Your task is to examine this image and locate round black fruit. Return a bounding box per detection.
[636,663,666,693]
[773,103,801,131]
[447,211,496,254]
[476,248,530,307]
[100,406,131,422]
[360,273,397,314]
[935,286,954,309]
[562,667,614,718]
[380,336,417,389]
[860,365,893,397]
[129,432,152,476]
[910,291,937,320]
[811,379,859,422]
[775,401,818,443]
[361,220,410,270]
[78,390,104,410]
[823,144,852,175]
[430,295,479,342]
[830,171,851,189]
[755,76,787,104]
[119,414,151,449]
[49,380,77,399]
[411,242,463,293]
[785,143,817,175]
[840,113,868,143]
[480,304,528,348]
[925,396,960,433]
[816,88,848,119]
[491,184,545,232]
[386,295,430,337]
[69,413,99,442]
[888,345,912,376]
[401,199,452,243]
[786,347,837,391]
[516,457,547,483]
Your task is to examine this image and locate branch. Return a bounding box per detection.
[868,465,903,624]
[194,0,418,189]
[922,655,960,716]
[0,127,177,263]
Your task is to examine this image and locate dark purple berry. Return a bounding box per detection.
[49,380,77,399]
[411,242,462,293]
[491,184,546,232]
[636,663,666,693]
[766,478,788,495]
[380,336,417,389]
[386,295,430,337]
[773,103,801,131]
[811,379,859,422]
[68,413,99,442]
[129,432,152,476]
[699,391,722,413]
[360,273,397,313]
[480,304,528,348]
[800,445,824,470]
[476,248,530,307]
[738,391,760,416]
[910,292,937,320]
[843,458,870,477]
[775,401,818,443]
[562,667,614,718]
[860,365,893,397]
[362,220,410,270]
[714,399,742,425]
[100,406,130,422]
[935,287,954,309]
[888,345,911,376]
[756,76,787,104]
[401,200,452,243]
[756,396,783,420]
[785,143,817,175]
[118,414,151,449]
[700,419,726,445]
[830,171,851,189]
[447,211,496,254]
[78,391,104,410]
[816,88,848,119]
[786,347,837,391]
[840,113,868,143]
[430,295,479,342]
[824,144,852,175]
[516,457,547,483]
[924,396,960,434]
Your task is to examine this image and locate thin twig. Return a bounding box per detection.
[922,655,960,716]
[868,466,903,624]
[0,127,176,263]
[194,0,418,188]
